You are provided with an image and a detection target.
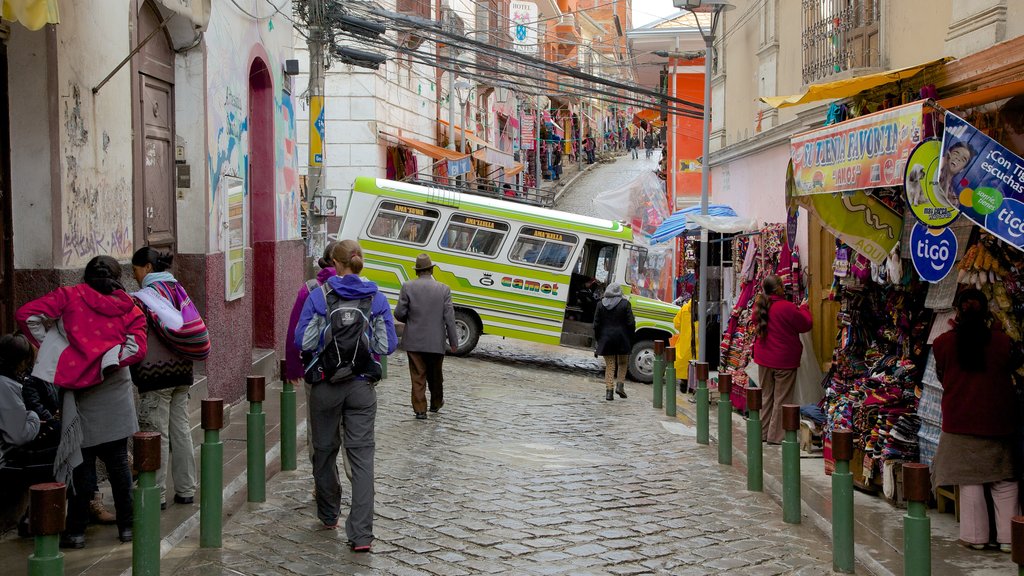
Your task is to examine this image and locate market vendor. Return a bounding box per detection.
[670,295,697,393]
[932,288,1018,553]
[751,274,813,444]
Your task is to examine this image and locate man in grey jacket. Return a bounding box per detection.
[394,254,458,420]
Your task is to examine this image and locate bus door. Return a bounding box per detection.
[561,240,618,348]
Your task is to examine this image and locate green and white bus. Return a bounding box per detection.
[339,177,678,381]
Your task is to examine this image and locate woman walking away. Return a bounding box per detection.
[594,283,635,401]
[932,289,1019,552]
[751,275,812,444]
[130,247,210,510]
[295,239,397,551]
[17,255,148,548]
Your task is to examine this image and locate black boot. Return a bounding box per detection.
[605,389,614,401]
[615,382,627,399]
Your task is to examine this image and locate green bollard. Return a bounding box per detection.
[717,373,733,465]
[832,428,855,573]
[200,398,224,548]
[664,348,677,417]
[746,387,763,492]
[782,404,801,524]
[279,360,297,472]
[902,463,931,576]
[696,362,709,445]
[133,432,162,576]
[652,340,664,409]
[27,483,65,576]
[1013,516,1024,575]
[247,376,267,503]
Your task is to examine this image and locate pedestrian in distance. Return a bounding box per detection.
[593,283,635,401]
[129,246,211,510]
[584,135,596,164]
[394,254,458,420]
[551,147,562,181]
[932,288,1019,553]
[644,133,654,159]
[630,136,639,159]
[750,275,812,445]
[285,240,349,478]
[295,239,397,550]
[17,255,148,548]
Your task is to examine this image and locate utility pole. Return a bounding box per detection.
[306,0,325,260]
[535,95,541,190]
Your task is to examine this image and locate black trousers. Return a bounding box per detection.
[66,438,133,535]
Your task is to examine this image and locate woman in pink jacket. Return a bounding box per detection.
[16,255,148,548]
[751,275,813,444]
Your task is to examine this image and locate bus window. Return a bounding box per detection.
[510,226,578,269]
[440,214,510,257]
[595,245,617,283]
[367,201,439,245]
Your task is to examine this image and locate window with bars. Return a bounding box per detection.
[801,0,880,84]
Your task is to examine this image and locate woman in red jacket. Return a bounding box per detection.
[751,275,813,444]
[932,289,1018,552]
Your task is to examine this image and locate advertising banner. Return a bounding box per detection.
[447,156,472,177]
[309,95,324,167]
[798,190,903,265]
[940,112,1024,250]
[521,115,535,150]
[790,102,924,196]
[509,1,538,54]
[224,176,245,301]
[910,222,958,283]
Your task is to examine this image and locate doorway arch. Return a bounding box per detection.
[249,56,276,348]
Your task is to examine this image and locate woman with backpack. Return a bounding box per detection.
[17,255,148,548]
[294,239,397,551]
[130,247,210,510]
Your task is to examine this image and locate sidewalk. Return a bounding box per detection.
[672,387,1013,575]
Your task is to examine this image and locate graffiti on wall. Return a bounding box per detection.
[276,93,300,240]
[208,84,248,250]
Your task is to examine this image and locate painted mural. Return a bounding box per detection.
[205,4,299,250]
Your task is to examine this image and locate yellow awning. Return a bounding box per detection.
[760,58,950,109]
[2,0,58,30]
[397,135,469,162]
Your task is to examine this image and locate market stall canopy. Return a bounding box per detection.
[760,58,949,109]
[651,205,755,244]
[396,134,469,162]
[632,108,665,129]
[2,0,58,30]
[439,119,490,148]
[472,147,516,169]
[504,163,524,177]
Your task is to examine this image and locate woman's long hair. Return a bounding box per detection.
[83,255,124,294]
[954,288,991,372]
[754,275,782,341]
[132,246,173,272]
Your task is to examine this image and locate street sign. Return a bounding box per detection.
[310,96,325,166]
[509,1,538,54]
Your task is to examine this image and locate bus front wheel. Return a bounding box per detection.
[628,340,656,384]
[452,310,480,356]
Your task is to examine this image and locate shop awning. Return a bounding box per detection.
[472,147,516,169]
[439,119,490,149]
[650,205,752,244]
[397,135,469,162]
[760,58,949,109]
[2,0,58,30]
[504,163,525,177]
[633,108,664,129]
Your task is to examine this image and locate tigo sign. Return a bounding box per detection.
[910,222,957,283]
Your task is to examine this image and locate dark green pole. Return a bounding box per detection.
[247,375,266,503]
[652,340,664,409]
[781,404,801,524]
[832,428,855,573]
[200,398,224,548]
[27,483,65,576]
[717,373,732,465]
[746,387,763,492]
[133,432,162,576]
[902,463,930,576]
[696,362,709,445]
[664,347,676,417]
[1012,516,1024,575]
[279,360,296,472]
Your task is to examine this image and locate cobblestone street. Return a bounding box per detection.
[556,153,662,218]
[169,339,836,575]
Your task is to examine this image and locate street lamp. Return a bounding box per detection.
[454,80,472,155]
[673,0,733,364]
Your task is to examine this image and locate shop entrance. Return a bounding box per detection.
[807,214,841,372]
[248,57,275,348]
[0,30,12,333]
[131,0,177,252]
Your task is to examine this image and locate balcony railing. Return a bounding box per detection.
[801,0,879,84]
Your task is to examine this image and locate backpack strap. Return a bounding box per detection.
[306,278,320,294]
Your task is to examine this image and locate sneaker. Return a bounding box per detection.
[351,542,371,553]
[415,412,427,420]
[958,539,986,550]
[60,533,86,549]
[174,495,194,505]
[119,528,133,543]
[321,520,339,530]
[1000,543,1012,553]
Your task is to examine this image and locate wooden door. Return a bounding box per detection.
[132,1,176,251]
[807,214,840,371]
[0,35,11,333]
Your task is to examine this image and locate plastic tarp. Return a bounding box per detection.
[759,58,948,109]
[650,204,750,244]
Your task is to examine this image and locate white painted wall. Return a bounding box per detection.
[54,0,134,268]
[9,24,53,269]
[175,48,208,254]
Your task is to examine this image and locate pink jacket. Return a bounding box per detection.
[752,295,813,370]
[17,284,148,389]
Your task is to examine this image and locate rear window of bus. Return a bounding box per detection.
[367,201,439,245]
[509,227,578,269]
[440,214,510,257]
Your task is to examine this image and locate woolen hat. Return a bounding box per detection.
[414,253,434,271]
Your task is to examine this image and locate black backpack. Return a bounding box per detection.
[305,285,376,384]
